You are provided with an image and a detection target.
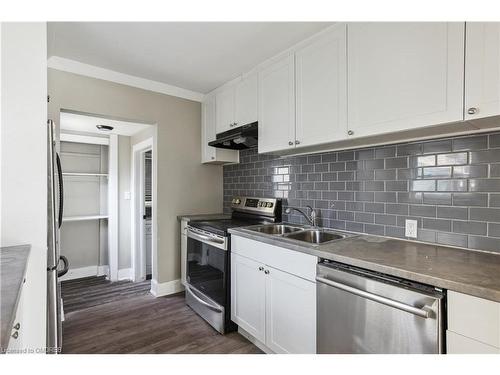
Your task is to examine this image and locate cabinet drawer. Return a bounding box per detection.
[448,290,500,348]
[447,331,500,354]
[231,235,317,282]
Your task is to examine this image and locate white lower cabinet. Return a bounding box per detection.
[447,331,500,354]
[264,265,316,354]
[231,253,266,342]
[231,236,317,354]
[7,288,25,352]
[447,290,500,353]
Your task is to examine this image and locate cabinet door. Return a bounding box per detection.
[265,266,316,354]
[465,22,500,120]
[447,331,500,354]
[295,24,347,147]
[201,96,217,163]
[235,73,258,127]
[347,22,465,138]
[258,54,296,153]
[231,253,266,343]
[7,288,24,352]
[216,86,235,134]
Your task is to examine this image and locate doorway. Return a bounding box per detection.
[131,135,157,288]
[57,109,156,285]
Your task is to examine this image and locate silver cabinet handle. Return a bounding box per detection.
[11,331,19,339]
[295,140,300,145]
[316,276,431,319]
[186,285,223,313]
[14,323,20,330]
[264,269,270,274]
[348,130,354,136]
[468,107,478,115]
[288,141,293,146]
[259,266,264,271]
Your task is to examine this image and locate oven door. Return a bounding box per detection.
[186,227,228,307]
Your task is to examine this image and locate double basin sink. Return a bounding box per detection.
[246,224,352,246]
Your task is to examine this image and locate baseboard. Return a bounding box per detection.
[150,278,185,297]
[118,268,133,280]
[238,327,274,354]
[98,265,109,277]
[60,265,109,281]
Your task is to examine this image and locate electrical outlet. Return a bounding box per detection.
[124,191,131,200]
[405,219,418,238]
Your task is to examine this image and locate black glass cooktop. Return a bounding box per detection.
[188,218,265,236]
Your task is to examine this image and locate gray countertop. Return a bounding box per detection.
[177,213,230,221]
[229,226,500,303]
[1,245,30,351]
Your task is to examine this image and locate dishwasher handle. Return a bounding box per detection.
[316,275,432,319]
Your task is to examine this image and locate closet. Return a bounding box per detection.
[59,138,110,279]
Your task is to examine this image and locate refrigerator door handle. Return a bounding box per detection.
[57,255,69,278]
[56,152,64,228]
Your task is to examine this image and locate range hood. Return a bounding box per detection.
[208,122,258,150]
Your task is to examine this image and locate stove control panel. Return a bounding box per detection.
[231,196,281,216]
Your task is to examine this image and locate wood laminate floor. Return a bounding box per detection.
[61,276,262,354]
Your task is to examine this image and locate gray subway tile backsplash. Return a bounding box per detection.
[452,220,487,236]
[469,179,500,192]
[223,131,500,253]
[452,135,488,151]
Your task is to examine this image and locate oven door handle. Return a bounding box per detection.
[186,285,223,313]
[187,229,225,246]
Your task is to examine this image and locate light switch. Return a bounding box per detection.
[124,191,131,200]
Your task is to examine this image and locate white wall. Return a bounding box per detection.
[0,22,48,350]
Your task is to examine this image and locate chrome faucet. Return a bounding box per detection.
[285,205,318,227]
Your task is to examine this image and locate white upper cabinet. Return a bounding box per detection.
[258,54,296,153]
[215,85,236,134]
[201,95,217,163]
[235,72,258,127]
[295,24,347,147]
[347,22,465,138]
[201,95,239,164]
[216,74,258,134]
[465,22,500,120]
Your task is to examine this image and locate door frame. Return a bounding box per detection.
[131,134,157,284]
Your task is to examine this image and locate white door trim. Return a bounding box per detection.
[108,134,119,281]
[131,132,158,285]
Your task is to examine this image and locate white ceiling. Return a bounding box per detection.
[48,22,332,94]
[60,111,153,136]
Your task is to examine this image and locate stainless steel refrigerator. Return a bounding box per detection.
[47,119,69,353]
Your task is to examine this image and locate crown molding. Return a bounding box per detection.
[47,56,205,102]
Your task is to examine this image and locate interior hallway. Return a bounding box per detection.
[61,277,262,354]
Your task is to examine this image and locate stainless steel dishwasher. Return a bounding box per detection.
[317,260,445,354]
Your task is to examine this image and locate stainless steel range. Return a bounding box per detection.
[185,197,282,334]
